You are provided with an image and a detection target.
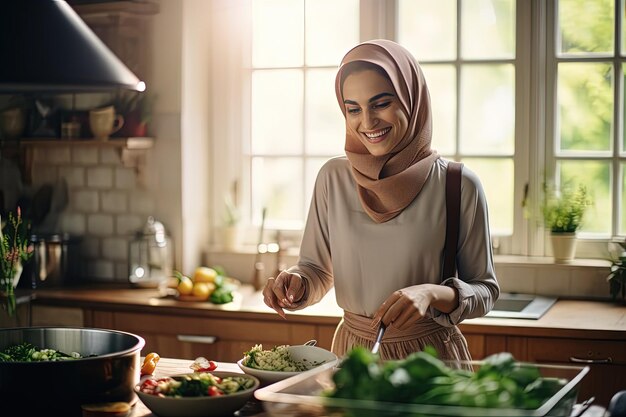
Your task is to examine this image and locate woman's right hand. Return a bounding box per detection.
[262,271,307,319]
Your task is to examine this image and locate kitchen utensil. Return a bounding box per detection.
[89,105,124,141]
[255,360,589,417]
[134,371,259,417]
[252,207,267,291]
[0,327,145,417]
[128,216,173,289]
[20,232,83,289]
[371,323,386,354]
[304,339,317,346]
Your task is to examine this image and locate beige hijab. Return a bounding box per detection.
[335,39,439,223]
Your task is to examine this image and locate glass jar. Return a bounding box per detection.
[128,217,173,289]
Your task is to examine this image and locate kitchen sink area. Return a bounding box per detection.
[486,293,557,319]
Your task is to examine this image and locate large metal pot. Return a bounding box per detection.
[0,327,145,416]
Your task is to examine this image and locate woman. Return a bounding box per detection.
[262,39,499,362]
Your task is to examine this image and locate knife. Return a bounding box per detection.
[371,323,386,355]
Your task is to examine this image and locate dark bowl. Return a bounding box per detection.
[0,327,145,416]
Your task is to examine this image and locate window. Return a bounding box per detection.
[210,0,621,258]
[548,0,619,239]
[247,0,359,230]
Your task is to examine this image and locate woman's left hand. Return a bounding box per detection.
[373,283,460,330]
[372,284,435,330]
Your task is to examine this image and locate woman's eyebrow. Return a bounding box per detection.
[343,92,395,105]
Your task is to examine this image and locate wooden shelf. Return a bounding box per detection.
[16,137,154,150]
[1,137,154,186]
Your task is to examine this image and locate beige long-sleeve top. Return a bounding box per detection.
[287,156,499,327]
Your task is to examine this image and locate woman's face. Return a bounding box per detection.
[342,69,409,156]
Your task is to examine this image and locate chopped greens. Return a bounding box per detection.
[328,347,568,410]
[0,342,84,362]
[242,344,321,372]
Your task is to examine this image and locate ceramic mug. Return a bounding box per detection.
[89,106,124,141]
[0,108,26,140]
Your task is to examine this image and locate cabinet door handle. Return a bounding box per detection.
[177,335,218,344]
[569,356,612,364]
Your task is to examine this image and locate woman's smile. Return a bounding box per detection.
[363,127,392,143]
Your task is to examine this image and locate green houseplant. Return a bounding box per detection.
[607,240,626,304]
[1,207,33,316]
[542,183,592,262]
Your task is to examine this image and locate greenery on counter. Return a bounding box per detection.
[328,347,567,410]
[0,342,85,362]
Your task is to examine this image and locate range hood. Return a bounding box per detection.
[0,0,145,93]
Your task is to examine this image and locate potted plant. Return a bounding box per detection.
[109,91,156,137]
[221,194,241,251]
[607,240,626,305]
[0,207,33,316]
[542,182,592,262]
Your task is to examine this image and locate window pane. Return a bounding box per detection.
[461,0,515,59]
[305,0,359,66]
[397,0,456,61]
[253,0,304,67]
[621,163,626,234]
[557,62,612,153]
[462,158,514,235]
[558,0,614,56]
[252,70,303,155]
[305,69,346,156]
[422,64,456,155]
[460,64,515,155]
[558,160,610,235]
[252,157,304,228]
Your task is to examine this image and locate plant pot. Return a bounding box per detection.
[550,232,577,263]
[221,226,241,251]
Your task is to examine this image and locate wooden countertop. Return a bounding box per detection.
[27,285,626,340]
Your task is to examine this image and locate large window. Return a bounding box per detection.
[548,0,621,239]
[247,0,359,229]
[211,0,624,258]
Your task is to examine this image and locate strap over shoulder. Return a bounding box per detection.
[443,161,463,280]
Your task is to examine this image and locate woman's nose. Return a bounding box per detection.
[361,110,379,129]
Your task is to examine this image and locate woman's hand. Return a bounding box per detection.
[372,284,459,330]
[262,271,307,319]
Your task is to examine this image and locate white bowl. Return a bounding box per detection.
[237,345,338,384]
[134,371,259,417]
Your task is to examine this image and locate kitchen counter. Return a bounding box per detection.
[26,285,626,339]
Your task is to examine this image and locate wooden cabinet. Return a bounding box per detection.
[525,337,626,407]
[82,308,338,363]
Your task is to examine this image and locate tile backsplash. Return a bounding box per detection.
[30,144,156,283]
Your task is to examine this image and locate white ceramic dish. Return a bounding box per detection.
[237,345,338,384]
[134,371,259,417]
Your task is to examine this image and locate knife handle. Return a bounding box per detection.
[177,335,218,344]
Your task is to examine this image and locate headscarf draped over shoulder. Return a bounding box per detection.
[335,39,439,223]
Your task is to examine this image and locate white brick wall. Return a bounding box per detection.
[31,145,159,283]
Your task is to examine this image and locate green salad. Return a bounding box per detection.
[329,347,567,410]
[0,342,85,362]
[139,372,255,397]
[242,344,320,372]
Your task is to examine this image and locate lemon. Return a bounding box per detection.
[193,267,218,283]
[177,276,194,295]
[192,282,213,301]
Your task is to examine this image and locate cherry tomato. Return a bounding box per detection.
[141,352,161,376]
[207,386,224,396]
